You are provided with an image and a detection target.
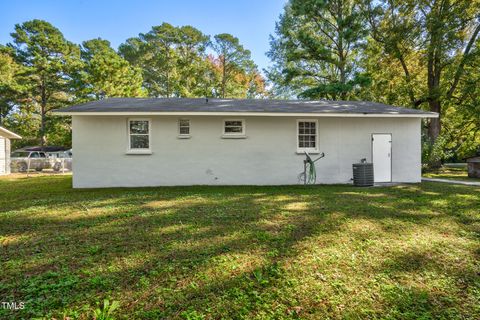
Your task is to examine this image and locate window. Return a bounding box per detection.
[128,119,151,153]
[178,119,190,137]
[223,119,245,136]
[11,152,30,158]
[297,120,318,153]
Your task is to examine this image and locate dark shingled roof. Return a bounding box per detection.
[54,98,437,116]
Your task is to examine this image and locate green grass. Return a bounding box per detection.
[423,166,480,182]
[0,175,479,319]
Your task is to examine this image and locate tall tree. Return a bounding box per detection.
[119,23,211,97]
[77,38,144,100]
[211,33,255,98]
[207,53,266,98]
[363,0,480,147]
[175,26,211,97]
[0,45,22,125]
[9,19,81,145]
[119,23,179,97]
[267,0,367,100]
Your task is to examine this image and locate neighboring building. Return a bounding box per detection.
[0,126,22,175]
[54,98,438,188]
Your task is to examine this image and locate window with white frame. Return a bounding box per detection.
[178,119,190,136]
[128,119,150,151]
[223,119,245,136]
[297,120,318,152]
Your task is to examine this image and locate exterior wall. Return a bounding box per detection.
[0,137,4,175]
[6,137,11,175]
[0,136,10,175]
[72,115,421,188]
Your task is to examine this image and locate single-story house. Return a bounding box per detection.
[54,98,438,188]
[0,126,22,175]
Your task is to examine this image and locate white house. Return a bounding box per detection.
[54,98,438,188]
[0,126,22,175]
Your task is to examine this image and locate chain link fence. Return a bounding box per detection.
[10,157,72,174]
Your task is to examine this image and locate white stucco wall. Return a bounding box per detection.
[0,136,11,175]
[71,115,421,188]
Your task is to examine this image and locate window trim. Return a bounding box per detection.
[296,119,319,154]
[177,119,191,139]
[126,118,152,154]
[222,119,246,138]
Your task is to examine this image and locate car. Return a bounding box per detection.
[10,150,52,172]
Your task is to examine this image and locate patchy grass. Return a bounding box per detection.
[0,175,479,319]
[424,166,480,182]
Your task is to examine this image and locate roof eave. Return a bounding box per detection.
[0,127,22,139]
[53,111,439,118]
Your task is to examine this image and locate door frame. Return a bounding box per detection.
[371,133,392,182]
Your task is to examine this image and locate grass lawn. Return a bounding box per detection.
[423,166,480,182]
[0,175,479,319]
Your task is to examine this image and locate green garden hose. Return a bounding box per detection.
[307,161,316,184]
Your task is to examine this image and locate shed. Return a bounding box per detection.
[0,126,22,175]
[466,155,480,178]
[54,98,438,188]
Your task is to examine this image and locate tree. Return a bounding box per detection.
[119,23,178,97]
[358,37,425,107]
[9,19,82,145]
[77,38,144,101]
[207,53,266,98]
[0,45,22,125]
[363,0,480,148]
[175,26,211,97]
[120,23,211,98]
[267,0,368,100]
[211,33,256,98]
[120,25,265,99]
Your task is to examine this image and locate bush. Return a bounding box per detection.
[422,134,453,170]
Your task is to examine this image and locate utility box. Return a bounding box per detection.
[353,162,374,187]
[466,156,480,178]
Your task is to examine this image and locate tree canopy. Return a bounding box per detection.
[267,0,480,163]
[77,38,144,101]
[267,0,368,100]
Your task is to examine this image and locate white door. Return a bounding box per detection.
[372,134,391,182]
[0,137,5,175]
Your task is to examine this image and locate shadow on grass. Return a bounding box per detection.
[0,176,479,319]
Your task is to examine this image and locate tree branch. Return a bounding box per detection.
[447,22,480,99]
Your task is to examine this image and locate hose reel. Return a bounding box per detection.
[299,151,325,185]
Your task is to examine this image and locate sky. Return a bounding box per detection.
[0,0,286,72]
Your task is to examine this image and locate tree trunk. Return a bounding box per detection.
[427,99,441,141]
[40,82,47,146]
[427,99,441,168]
[166,52,170,98]
[40,106,46,146]
[339,65,347,100]
[221,55,226,98]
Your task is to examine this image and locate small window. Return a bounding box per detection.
[223,119,245,136]
[128,119,151,152]
[178,119,190,137]
[297,120,318,152]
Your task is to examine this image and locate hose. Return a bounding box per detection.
[307,161,316,184]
